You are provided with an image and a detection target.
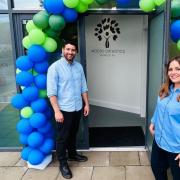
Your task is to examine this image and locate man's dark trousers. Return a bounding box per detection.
[56,110,82,163]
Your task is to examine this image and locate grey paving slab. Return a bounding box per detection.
[92,166,125,180]
[76,152,109,167]
[0,167,27,180]
[126,166,155,180]
[22,167,59,180]
[139,151,150,165]
[57,167,93,180]
[0,152,21,166]
[110,151,140,166]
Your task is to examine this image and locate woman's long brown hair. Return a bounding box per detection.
[159,56,180,101]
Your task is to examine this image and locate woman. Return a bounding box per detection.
[149,56,180,180]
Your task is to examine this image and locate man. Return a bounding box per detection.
[47,41,90,179]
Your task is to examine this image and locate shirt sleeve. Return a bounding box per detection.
[80,65,88,94]
[47,64,58,97]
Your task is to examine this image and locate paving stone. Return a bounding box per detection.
[0,167,27,180]
[22,167,59,180]
[139,151,150,165]
[76,152,109,167]
[110,151,139,166]
[15,158,27,167]
[92,166,125,180]
[126,166,155,180]
[57,167,93,180]
[0,152,20,166]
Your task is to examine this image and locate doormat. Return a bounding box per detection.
[89,126,145,147]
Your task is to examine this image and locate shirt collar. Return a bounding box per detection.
[170,84,180,93]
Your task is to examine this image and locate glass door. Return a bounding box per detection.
[146,11,165,153]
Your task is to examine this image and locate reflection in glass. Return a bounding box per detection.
[0,15,20,147]
[0,0,8,9]
[13,0,43,9]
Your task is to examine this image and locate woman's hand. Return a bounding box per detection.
[55,110,64,123]
[149,123,155,135]
[175,154,180,167]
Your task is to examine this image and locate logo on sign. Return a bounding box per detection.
[94,18,120,48]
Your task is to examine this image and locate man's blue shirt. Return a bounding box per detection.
[47,57,88,112]
[151,86,180,153]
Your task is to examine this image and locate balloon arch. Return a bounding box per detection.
[11,0,179,167]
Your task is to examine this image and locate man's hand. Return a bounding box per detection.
[149,123,155,135]
[175,154,180,167]
[83,104,90,116]
[55,110,64,123]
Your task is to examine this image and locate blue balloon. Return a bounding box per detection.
[16,71,34,86]
[39,138,54,154]
[28,45,48,63]
[29,113,47,128]
[62,7,78,23]
[116,0,131,7]
[44,0,65,14]
[16,56,33,71]
[22,86,39,102]
[44,129,55,138]
[28,149,44,165]
[16,118,33,134]
[11,94,28,109]
[34,74,47,89]
[38,122,52,134]
[21,146,32,161]
[43,107,53,119]
[31,98,48,112]
[34,61,49,73]
[19,133,29,145]
[170,20,180,42]
[28,131,44,148]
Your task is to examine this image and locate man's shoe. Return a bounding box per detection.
[68,154,88,162]
[59,163,72,179]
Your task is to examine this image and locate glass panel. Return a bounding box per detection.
[146,12,164,152]
[0,0,8,9]
[0,14,20,147]
[13,0,42,9]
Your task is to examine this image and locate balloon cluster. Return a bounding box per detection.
[139,0,165,12]
[11,0,97,166]
[170,0,180,51]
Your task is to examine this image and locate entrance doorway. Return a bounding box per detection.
[85,15,147,148]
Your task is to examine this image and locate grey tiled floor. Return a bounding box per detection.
[0,151,173,180]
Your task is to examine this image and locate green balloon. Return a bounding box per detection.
[139,0,156,12]
[22,36,32,49]
[33,11,49,29]
[42,37,57,52]
[49,15,65,32]
[81,0,94,5]
[63,0,79,8]
[26,20,38,33]
[75,2,88,13]
[29,29,46,45]
[171,0,180,18]
[39,89,47,98]
[32,69,38,76]
[16,68,21,74]
[20,107,33,118]
[95,0,109,5]
[154,0,165,6]
[177,40,180,51]
[44,27,60,38]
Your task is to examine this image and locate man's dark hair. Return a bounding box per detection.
[62,40,78,50]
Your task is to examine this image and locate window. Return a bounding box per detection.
[0,0,8,9]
